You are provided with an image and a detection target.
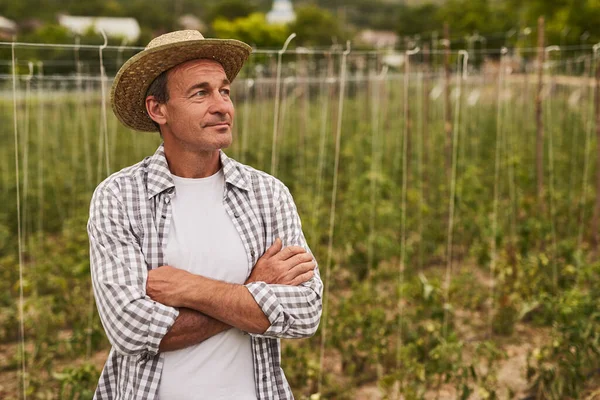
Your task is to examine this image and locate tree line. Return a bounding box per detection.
[1,0,599,50]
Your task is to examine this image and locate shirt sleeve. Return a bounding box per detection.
[245,183,323,339]
[88,184,179,357]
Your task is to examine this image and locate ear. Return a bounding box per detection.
[146,96,168,126]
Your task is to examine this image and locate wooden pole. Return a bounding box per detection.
[535,16,545,202]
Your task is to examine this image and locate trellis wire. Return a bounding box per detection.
[396,47,420,381]
[415,69,425,273]
[22,62,33,254]
[11,41,28,400]
[3,35,600,399]
[270,33,295,176]
[442,50,468,339]
[98,29,110,179]
[75,44,94,190]
[545,45,561,291]
[576,43,600,279]
[504,52,518,253]
[318,41,350,396]
[489,47,508,338]
[4,39,600,56]
[240,78,253,164]
[36,62,45,238]
[367,65,386,276]
[568,56,590,233]
[310,51,334,245]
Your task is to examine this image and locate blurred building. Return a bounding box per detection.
[178,14,206,32]
[357,29,399,49]
[58,15,141,42]
[266,0,295,25]
[0,16,17,40]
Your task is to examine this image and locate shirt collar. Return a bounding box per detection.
[146,144,250,199]
[219,150,250,192]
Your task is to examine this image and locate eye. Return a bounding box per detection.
[193,90,207,97]
[220,88,230,96]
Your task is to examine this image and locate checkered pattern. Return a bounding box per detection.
[88,144,323,400]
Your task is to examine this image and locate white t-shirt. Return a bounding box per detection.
[158,169,257,400]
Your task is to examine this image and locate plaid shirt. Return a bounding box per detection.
[88,144,323,400]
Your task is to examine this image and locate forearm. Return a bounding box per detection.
[159,308,231,352]
[246,277,322,339]
[89,186,180,357]
[180,275,270,334]
[92,277,179,357]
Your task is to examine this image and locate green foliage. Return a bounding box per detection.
[212,13,289,48]
[289,5,348,47]
[396,3,442,37]
[282,341,321,398]
[205,0,258,25]
[436,0,505,34]
[527,283,600,399]
[52,363,100,400]
[1,43,600,397]
[329,280,395,383]
[19,24,72,44]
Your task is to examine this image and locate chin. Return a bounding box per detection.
[219,132,233,147]
[219,139,233,150]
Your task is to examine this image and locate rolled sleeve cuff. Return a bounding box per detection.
[146,300,179,355]
[245,281,290,336]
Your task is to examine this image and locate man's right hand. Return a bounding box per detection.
[246,238,315,286]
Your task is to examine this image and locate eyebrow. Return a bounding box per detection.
[186,79,231,95]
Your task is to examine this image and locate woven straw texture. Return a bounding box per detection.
[111,30,252,132]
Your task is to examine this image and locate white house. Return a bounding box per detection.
[266,0,295,25]
[178,14,206,32]
[357,29,399,49]
[0,16,17,40]
[58,15,141,42]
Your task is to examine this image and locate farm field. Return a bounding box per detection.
[0,44,599,399]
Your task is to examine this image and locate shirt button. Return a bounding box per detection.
[262,375,267,382]
[250,250,255,257]
[234,212,240,218]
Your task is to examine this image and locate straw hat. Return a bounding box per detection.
[111,30,252,132]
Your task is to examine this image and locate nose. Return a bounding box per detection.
[208,91,234,117]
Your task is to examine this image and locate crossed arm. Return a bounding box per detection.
[151,239,316,352]
[88,183,322,357]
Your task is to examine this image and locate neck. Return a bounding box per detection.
[163,142,221,178]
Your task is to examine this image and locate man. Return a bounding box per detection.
[88,30,323,400]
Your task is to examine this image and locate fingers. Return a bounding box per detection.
[281,260,315,285]
[289,260,316,276]
[285,252,314,268]
[288,270,315,286]
[275,245,307,261]
[262,238,283,258]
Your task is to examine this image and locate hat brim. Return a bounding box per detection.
[111,39,252,132]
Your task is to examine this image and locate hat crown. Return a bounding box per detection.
[146,30,205,50]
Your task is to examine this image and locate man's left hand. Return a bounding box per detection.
[146,265,191,307]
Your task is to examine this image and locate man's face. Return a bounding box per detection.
[158,59,235,153]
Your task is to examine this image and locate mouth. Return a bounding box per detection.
[204,122,230,128]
